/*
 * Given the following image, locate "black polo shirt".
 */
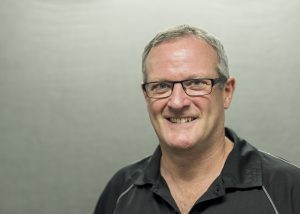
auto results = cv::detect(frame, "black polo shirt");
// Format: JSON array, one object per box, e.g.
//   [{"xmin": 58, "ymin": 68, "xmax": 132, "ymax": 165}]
[{"xmin": 94, "ymin": 128, "xmax": 300, "ymax": 214}]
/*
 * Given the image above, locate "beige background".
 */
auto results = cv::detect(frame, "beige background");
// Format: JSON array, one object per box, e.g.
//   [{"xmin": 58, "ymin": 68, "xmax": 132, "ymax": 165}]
[{"xmin": 0, "ymin": 0, "xmax": 299, "ymax": 213}]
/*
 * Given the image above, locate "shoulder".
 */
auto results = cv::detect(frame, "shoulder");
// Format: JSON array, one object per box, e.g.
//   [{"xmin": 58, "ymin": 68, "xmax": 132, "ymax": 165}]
[
  {"xmin": 258, "ymin": 150, "xmax": 300, "ymax": 213},
  {"xmin": 259, "ymin": 150, "xmax": 300, "ymax": 182},
  {"xmin": 94, "ymin": 155, "xmax": 152, "ymax": 214},
  {"xmin": 106, "ymin": 155, "xmax": 153, "ymax": 192},
  {"xmin": 225, "ymin": 128, "xmax": 300, "ymax": 212}
]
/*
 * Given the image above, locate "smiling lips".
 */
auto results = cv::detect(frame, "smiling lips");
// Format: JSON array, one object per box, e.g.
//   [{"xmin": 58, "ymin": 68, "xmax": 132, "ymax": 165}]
[{"xmin": 167, "ymin": 117, "xmax": 197, "ymax": 124}]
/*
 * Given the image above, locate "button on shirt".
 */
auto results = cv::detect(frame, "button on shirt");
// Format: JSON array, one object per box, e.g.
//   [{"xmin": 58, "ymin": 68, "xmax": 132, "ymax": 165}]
[{"xmin": 94, "ymin": 128, "xmax": 300, "ymax": 214}]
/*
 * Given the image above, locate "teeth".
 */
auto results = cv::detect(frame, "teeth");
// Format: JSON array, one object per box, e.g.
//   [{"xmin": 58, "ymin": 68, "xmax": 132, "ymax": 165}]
[{"xmin": 169, "ymin": 117, "xmax": 195, "ymax": 124}]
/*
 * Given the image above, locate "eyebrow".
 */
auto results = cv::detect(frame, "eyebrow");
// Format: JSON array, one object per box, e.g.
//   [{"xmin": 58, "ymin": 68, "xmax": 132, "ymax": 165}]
[{"xmin": 147, "ymin": 76, "xmax": 208, "ymax": 83}]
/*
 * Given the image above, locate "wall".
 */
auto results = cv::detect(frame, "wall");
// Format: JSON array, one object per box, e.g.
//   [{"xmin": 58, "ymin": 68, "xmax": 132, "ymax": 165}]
[{"xmin": 0, "ymin": 0, "xmax": 299, "ymax": 213}]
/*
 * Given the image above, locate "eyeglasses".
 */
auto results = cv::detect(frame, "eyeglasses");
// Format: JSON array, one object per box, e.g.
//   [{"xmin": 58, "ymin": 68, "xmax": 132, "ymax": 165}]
[{"xmin": 142, "ymin": 76, "xmax": 227, "ymax": 99}]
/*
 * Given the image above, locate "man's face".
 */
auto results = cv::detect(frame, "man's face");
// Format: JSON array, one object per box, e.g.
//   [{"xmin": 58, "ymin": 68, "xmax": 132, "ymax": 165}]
[{"xmin": 144, "ymin": 36, "xmax": 234, "ymax": 151}]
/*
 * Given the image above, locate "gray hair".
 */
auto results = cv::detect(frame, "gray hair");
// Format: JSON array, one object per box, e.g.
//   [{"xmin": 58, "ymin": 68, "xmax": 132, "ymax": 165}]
[{"xmin": 142, "ymin": 24, "xmax": 229, "ymax": 82}]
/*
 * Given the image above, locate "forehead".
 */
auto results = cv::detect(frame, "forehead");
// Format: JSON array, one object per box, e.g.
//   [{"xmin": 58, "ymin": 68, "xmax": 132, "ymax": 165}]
[{"xmin": 146, "ymin": 36, "xmax": 219, "ymax": 81}]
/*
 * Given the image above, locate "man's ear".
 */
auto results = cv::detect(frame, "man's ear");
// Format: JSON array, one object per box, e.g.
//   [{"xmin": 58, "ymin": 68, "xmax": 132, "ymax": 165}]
[{"xmin": 223, "ymin": 77, "xmax": 236, "ymax": 109}]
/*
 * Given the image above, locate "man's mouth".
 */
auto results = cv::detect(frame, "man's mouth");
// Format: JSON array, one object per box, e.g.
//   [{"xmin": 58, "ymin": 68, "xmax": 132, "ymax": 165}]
[{"xmin": 166, "ymin": 117, "xmax": 197, "ymax": 124}]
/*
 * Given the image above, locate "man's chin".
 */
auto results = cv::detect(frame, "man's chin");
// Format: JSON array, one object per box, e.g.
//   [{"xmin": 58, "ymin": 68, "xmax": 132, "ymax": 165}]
[{"xmin": 161, "ymin": 138, "xmax": 196, "ymax": 151}]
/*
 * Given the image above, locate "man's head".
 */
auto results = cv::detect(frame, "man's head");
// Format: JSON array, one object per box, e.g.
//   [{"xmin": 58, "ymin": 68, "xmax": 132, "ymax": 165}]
[
  {"xmin": 142, "ymin": 24, "xmax": 229, "ymax": 83},
  {"xmin": 142, "ymin": 25, "xmax": 235, "ymax": 151}
]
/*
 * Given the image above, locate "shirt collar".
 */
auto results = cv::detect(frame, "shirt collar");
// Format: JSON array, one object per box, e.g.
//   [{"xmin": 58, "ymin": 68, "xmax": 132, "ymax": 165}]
[
  {"xmin": 134, "ymin": 146, "xmax": 162, "ymax": 186},
  {"xmin": 222, "ymin": 127, "xmax": 262, "ymax": 188},
  {"xmin": 134, "ymin": 128, "xmax": 263, "ymax": 189}
]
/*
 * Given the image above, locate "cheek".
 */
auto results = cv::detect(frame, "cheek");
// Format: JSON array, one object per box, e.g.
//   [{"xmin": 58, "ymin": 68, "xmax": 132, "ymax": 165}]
[
  {"xmin": 147, "ymin": 100, "xmax": 165, "ymax": 119},
  {"xmin": 206, "ymin": 95, "xmax": 225, "ymax": 123},
  {"xmin": 194, "ymin": 94, "xmax": 223, "ymax": 118},
  {"xmin": 192, "ymin": 96, "xmax": 210, "ymax": 112}
]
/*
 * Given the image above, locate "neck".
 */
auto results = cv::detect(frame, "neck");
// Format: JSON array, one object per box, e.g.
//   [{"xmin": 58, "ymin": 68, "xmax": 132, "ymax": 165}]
[{"xmin": 160, "ymin": 137, "xmax": 233, "ymax": 181}]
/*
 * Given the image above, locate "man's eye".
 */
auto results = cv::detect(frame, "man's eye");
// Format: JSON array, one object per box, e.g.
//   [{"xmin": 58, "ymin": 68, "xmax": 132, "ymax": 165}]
[
  {"xmin": 185, "ymin": 79, "xmax": 205, "ymax": 86},
  {"xmin": 150, "ymin": 82, "xmax": 171, "ymax": 91},
  {"xmin": 192, "ymin": 79, "xmax": 210, "ymax": 86},
  {"xmin": 191, "ymin": 79, "xmax": 203, "ymax": 85}
]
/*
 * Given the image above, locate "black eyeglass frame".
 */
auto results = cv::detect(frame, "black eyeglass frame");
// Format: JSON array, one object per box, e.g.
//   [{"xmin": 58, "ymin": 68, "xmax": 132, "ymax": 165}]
[{"xmin": 142, "ymin": 76, "xmax": 228, "ymax": 99}]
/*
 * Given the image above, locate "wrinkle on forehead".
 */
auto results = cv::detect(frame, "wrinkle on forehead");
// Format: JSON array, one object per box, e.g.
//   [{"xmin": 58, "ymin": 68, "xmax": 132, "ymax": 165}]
[
  {"xmin": 146, "ymin": 37, "xmax": 219, "ymax": 81},
  {"xmin": 148, "ymin": 36, "xmax": 217, "ymax": 60}
]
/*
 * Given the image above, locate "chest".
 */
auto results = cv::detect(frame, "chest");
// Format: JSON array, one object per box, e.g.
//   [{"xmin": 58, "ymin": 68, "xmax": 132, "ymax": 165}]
[
  {"xmin": 113, "ymin": 186, "xmax": 277, "ymax": 214},
  {"xmin": 167, "ymin": 182, "xmax": 210, "ymax": 214}
]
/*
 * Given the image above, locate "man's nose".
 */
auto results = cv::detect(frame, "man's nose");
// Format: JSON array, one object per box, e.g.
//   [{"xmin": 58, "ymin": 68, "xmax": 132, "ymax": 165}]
[{"xmin": 167, "ymin": 83, "xmax": 190, "ymax": 110}]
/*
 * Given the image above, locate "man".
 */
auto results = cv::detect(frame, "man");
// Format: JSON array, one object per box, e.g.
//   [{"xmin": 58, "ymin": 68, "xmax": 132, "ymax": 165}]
[{"xmin": 94, "ymin": 25, "xmax": 300, "ymax": 214}]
